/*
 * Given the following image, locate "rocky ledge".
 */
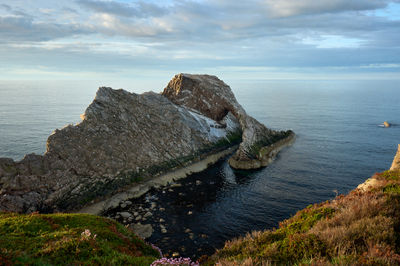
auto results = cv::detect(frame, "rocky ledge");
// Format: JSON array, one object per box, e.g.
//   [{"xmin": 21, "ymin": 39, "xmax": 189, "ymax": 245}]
[{"xmin": 0, "ymin": 74, "xmax": 293, "ymax": 213}]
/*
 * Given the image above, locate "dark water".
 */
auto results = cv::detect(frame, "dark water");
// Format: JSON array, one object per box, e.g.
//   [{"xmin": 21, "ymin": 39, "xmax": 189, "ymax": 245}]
[{"xmin": 1, "ymin": 79, "xmax": 399, "ymax": 258}]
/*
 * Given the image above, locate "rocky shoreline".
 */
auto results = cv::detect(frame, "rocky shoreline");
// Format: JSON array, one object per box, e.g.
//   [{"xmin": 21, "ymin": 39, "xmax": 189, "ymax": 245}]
[{"xmin": 77, "ymin": 145, "xmax": 238, "ymax": 215}]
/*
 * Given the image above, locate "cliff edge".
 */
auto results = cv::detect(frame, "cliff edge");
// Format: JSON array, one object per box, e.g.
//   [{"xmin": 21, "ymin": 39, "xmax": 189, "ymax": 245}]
[
  {"xmin": 390, "ymin": 144, "xmax": 400, "ymax": 170},
  {"xmin": 0, "ymin": 74, "xmax": 292, "ymax": 213},
  {"xmin": 208, "ymin": 145, "xmax": 400, "ymax": 265}
]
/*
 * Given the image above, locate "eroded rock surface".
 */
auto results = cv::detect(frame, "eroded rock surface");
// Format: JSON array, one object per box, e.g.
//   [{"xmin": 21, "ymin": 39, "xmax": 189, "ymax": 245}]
[
  {"xmin": 163, "ymin": 74, "xmax": 294, "ymax": 169},
  {"xmin": 0, "ymin": 74, "xmax": 292, "ymax": 213},
  {"xmin": 1, "ymin": 85, "xmax": 240, "ymax": 213}
]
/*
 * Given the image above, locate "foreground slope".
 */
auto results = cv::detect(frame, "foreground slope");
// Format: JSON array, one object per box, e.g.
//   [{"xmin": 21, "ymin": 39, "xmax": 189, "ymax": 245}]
[
  {"xmin": 208, "ymin": 147, "xmax": 400, "ymax": 265},
  {"xmin": 0, "ymin": 212, "xmax": 160, "ymax": 265}
]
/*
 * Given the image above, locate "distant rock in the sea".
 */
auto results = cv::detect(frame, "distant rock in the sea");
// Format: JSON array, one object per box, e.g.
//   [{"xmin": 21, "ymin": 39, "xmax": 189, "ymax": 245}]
[
  {"xmin": 0, "ymin": 74, "xmax": 293, "ymax": 213},
  {"xmin": 383, "ymin": 121, "xmax": 391, "ymax": 128}
]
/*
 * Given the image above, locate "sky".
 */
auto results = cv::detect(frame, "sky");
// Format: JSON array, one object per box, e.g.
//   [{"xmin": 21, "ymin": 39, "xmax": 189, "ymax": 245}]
[{"xmin": 0, "ymin": 0, "xmax": 399, "ymax": 86}]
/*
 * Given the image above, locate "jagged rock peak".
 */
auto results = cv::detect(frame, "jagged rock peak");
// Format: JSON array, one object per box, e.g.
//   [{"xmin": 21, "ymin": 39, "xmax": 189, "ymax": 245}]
[{"xmin": 163, "ymin": 73, "xmax": 244, "ymax": 121}]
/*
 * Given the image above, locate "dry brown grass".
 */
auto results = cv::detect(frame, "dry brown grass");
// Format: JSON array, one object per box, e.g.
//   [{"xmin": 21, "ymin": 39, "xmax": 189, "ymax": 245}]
[{"xmin": 208, "ymin": 170, "xmax": 400, "ymax": 265}]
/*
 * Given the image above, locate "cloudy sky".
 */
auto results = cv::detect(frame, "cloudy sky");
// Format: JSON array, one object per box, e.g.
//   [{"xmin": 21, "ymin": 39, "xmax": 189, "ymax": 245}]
[{"xmin": 0, "ymin": 0, "xmax": 399, "ymax": 85}]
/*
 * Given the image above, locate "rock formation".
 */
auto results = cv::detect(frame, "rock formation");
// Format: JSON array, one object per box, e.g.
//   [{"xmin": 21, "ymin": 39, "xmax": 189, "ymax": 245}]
[
  {"xmin": 163, "ymin": 74, "xmax": 294, "ymax": 169},
  {"xmin": 390, "ymin": 144, "xmax": 400, "ymax": 170},
  {"xmin": 0, "ymin": 74, "xmax": 293, "ymax": 213}
]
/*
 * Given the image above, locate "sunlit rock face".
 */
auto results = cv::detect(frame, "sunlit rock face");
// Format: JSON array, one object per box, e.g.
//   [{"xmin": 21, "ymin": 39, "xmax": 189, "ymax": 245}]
[
  {"xmin": 163, "ymin": 74, "xmax": 294, "ymax": 170},
  {"xmin": 391, "ymin": 144, "xmax": 400, "ymax": 171},
  {"xmin": 0, "ymin": 74, "xmax": 292, "ymax": 213}
]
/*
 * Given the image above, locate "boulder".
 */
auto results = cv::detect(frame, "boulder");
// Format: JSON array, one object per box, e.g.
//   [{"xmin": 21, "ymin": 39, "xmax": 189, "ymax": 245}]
[{"xmin": 129, "ymin": 223, "xmax": 153, "ymax": 239}]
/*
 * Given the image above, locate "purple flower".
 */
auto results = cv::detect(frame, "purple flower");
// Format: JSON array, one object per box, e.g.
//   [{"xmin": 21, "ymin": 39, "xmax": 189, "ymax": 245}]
[
  {"xmin": 151, "ymin": 243, "xmax": 163, "ymax": 257},
  {"xmin": 151, "ymin": 257, "xmax": 199, "ymax": 266}
]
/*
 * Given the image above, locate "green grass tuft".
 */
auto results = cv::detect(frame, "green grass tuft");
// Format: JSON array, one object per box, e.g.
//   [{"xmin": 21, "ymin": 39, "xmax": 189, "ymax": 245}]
[
  {"xmin": 379, "ymin": 170, "xmax": 400, "ymax": 181},
  {"xmin": 0, "ymin": 212, "xmax": 159, "ymax": 265}
]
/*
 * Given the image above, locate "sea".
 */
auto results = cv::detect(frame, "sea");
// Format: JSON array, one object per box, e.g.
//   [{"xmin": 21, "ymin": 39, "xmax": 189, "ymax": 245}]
[{"xmin": 0, "ymin": 79, "xmax": 399, "ymax": 258}]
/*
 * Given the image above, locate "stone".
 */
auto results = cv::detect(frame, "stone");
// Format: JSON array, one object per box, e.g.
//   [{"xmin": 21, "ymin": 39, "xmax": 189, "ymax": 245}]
[
  {"xmin": 135, "ymin": 215, "xmax": 142, "ymax": 221},
  {"xmin": 184, "ymin": 228, "xmax": 191, "ymax": 233},
  {"xmin": 187, "ymin": 211, "xmax": 193, "ymax": 215},
  {"xmin": 161, "ymin": 228, "xmax": 167, "ymax": 234},
  {"xmin": 133, "ymin": 212, "xmax": 139, "ymax": 216},
  {"xmin": 129, "ymin": 223, "xmax": 153, "ymax": 239},
  {"xmin": 0, "ymin": 74, "xmax": 292, "ymax": 213},
  {"xmin": 120, "ymin": 212, "xmax": 131, "ymax": 219},
  {"xmin": 159, "ymin": 218, "xmax": 165, "ymax": 222},
  {"xmin": 120, "ymin": 203, "xmax": 127, "ymax": 208},
  {"xmin": 195, "ymin": 180, "xmax": 202, "ymax": 185},
  {"xmin": 143, "ymin": 211, "xmax": 152, "ymax": 218},
  {"xmin": 172, "ymin": 252, "xmax": 180, "ymax": 257}
]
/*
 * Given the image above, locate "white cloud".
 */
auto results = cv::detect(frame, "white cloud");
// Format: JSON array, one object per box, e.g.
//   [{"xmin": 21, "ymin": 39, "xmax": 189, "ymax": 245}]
[
  {"xmin": 0, "ymin": 0, "xmax": 399, "ymax": 80},
  {"xmin": 264, "ymin": 0, "xmax": 388, "ymax": 17}
]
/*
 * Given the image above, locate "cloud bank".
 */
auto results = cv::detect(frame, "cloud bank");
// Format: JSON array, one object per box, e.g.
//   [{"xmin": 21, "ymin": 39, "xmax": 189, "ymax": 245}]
[{"xmin": 0, "ymin": 0, "xmax": 399, "ymax": 81}]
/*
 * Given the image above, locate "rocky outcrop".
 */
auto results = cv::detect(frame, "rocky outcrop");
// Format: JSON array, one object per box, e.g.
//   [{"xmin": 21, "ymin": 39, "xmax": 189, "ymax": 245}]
[
  {"xmin": 0, "ymin": 74, "xmax": 292, "ymax": 213},
  {"xmin": 390, "ymin": 144, "xmax": 400, "ymax": 170},
  {"xmin": 163, "ymin": 74, "xmax": 294, "ymax": 169}
]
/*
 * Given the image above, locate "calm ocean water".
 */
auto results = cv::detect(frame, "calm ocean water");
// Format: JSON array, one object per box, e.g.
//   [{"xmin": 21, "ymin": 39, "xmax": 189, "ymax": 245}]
[{"xmin": 1, "ymin": 79, "xmax": 399, "ymax": 257}]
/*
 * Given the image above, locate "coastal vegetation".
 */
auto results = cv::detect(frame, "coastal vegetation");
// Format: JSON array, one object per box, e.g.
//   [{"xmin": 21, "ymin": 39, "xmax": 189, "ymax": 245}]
[
  {"xmin": 207, "ymin": 170, "xmax": 400, "ymax": 265},
  {"xmin": 0, "ymin": 213, "xmax": 160, "ymax": 265}
]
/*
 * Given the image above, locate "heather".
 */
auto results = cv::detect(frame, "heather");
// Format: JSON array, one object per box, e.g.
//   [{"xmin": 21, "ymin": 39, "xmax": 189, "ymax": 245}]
[
  {"xmin": 0, "ymin": 213, "xmax": 160, "ymax": 265},
  {"xmin": 207, "ymin": 170, "xmax": 400, "ymax": 265}
]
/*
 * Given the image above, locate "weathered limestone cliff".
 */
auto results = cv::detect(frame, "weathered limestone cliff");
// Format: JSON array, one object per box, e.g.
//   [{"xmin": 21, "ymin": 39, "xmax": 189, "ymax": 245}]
[
  {"xmin": 0, "ymin": 74, "xmax": 292, "ymax": 213},
  {"xmin": 163, "ymin": 74, "xmax": 294, "ymax": 169},
  {"xmin": 390, "ymin": 144, "xmax": 400, "ymax": 170}
]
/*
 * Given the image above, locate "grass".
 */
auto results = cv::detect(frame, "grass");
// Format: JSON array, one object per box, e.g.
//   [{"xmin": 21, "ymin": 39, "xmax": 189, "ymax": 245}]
[
  {"xmin": 207, "ymin": 170, "xmax": 400, "ymax": 265},
  {"xmin": 248, "ymin": 130, "xmax": 293, "ymax": 159},
  {"xmin": 0, "ymin": 212, "xmax": 160, "ymax": 265}
]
